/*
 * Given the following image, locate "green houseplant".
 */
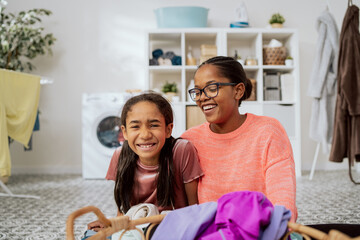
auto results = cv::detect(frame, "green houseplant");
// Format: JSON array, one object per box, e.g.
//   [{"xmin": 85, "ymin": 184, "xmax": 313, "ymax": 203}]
[
  {"xmin": 269, "ymin": 13, "xmax": 285, "ymax": 28},
  {"xmin": 0, "ymin": 0, "xmax": 56, "ymax": 72},
  {"xmin": 162, "ymin": 81, "xmax": 178, "ymax": 102},
  {"xmin": 162, "ymin": 81, "xmax": 178, "ymax": 94}
]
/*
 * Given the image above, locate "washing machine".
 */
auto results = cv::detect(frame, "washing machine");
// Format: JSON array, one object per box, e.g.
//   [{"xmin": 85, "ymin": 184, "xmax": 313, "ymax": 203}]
[{"xmin": 82, "ymin": 92, "xmax": 130, "ymax": 179}]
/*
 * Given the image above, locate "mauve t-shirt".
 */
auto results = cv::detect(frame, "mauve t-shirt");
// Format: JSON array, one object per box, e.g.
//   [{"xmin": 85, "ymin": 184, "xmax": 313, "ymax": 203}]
[{"xmin": 106, "ymin": 139, "xmax": 203, "ymax": 211}]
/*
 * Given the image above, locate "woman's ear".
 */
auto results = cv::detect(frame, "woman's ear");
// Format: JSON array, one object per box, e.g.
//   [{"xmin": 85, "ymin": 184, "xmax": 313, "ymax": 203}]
[
  {"xmin": 166, "ymin": 123, "xmax": 173, "ymax": 138},
  {"xmin": 121, "ymin": 125, "xmax": 128, "ymax": 140},
  {"xmin": 234, "ymin": 82, "xmax": 245, "ymax": 100}
]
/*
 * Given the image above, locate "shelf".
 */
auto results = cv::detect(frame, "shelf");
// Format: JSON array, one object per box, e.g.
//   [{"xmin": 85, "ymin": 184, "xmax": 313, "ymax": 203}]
[
  {"xmin": 149, "ymin": 66, "xmax": 182, "ymax": 71},
  {"xmin": 262, "ymin": 101, "xmax": 295, "ymax": 105},
  {"xmin": 184, "ymin": 66, "xmax": 198, "ymax": 70},
  {"xmin": 243, "ymin": 66, "xmax": 260, "ymax": 71},
  {"xmin": 147, "ymin": 28, "xmax": 301, "ymax": 176},
  {"xmin": 263, "ymin": 65, "xmax": 294, "ymax": 71}
]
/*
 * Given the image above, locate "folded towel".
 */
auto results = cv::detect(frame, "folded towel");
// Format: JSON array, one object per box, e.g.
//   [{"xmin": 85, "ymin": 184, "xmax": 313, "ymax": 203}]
[{"xmin": 125, "ymin": 203, "xmax": 159, "ymax": 220}]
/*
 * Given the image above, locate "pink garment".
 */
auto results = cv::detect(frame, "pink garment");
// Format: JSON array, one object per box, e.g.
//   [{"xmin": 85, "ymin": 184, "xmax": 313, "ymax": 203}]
[
  {"xmin": 198, "ymin": 191, "xmax": 274, "ymax": 240},
  {"xmin": 106, "ymin": 139, "xmax": 203, "ymax": 211},
  {"xmin": 181, "ymin": 113, "xmax": 297, "ymax": 222}
]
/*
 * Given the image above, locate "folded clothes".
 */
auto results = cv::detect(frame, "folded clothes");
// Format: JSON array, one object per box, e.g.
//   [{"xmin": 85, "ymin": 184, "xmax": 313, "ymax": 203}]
[
  {"xmin": 152, "ymin": 49, "xmax": 163, "ymax": 59},
  {"xmin": 111, "ymin": 203, "xmax": 160, "ymax": 240},
  {"xmin": 171, "ymin": 56, "xmax": 182, "ymax": 65},
  {"xmin": 125, "ymin": 203, "xmax": 159, "ymax": 220},
  {"xmin": 163, "ymin": 51, "xmax": 176, "ymax": 60},
  {"xmin": 149, "ymin": 58, "xmax": 158, "ymax": 66}
]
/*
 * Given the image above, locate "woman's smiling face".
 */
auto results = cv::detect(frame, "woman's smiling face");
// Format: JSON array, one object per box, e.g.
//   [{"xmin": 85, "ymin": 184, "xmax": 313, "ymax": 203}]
[
  {"xmin": 121, "ymin": 101, "xmax": 172, "ymax": 165},
  {"xmin": 194, "ymin": 64, "xmax": 241, "ymax": 125}
]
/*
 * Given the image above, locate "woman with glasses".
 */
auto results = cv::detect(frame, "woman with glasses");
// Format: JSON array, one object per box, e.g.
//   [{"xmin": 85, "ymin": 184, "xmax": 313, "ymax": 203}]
[{"xmin": 181, "ymin": 56, "xmax": 297, "ymax": 222}]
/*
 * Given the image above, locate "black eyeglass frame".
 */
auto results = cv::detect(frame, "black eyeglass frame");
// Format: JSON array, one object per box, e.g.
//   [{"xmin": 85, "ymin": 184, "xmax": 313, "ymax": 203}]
[{"xmin": 188, "ymin": 82, "xmax": 238, "ymax": 101}]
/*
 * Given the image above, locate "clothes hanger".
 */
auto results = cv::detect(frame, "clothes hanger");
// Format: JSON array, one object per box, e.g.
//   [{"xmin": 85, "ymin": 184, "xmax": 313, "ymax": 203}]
[{"xmin": 348, "ymin": 0, "xmax": 353, "ymax": 7}]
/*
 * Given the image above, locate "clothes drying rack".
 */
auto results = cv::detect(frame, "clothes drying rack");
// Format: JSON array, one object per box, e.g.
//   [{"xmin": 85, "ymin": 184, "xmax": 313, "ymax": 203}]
[
  {"xmin": 309, "ymin": 142, "xmax": 321, "ymax": 180},
  {"xmin": 0, "ymin": 180, "xmax": 40, "ymax": 199},
  {"xmin": 0, "ymin": 77, "xmax": 53, "ymax": 200}
]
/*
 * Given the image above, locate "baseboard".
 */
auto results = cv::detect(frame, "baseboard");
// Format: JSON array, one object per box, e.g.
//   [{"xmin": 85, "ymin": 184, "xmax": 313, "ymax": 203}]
[
  {"xmin": 11, "ymin": 166, "xmax": 82, "ymax": 175},
  {"xmin": 303, "ymin": 161, "xmax": 360, "ymax": 173}
]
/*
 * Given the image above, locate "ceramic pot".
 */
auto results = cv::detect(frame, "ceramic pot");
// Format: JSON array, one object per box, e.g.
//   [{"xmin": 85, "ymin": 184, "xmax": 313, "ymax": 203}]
[
  {"xmin": 285, "ymin": 59, "xmax": 293, "ymax": 66},
  {"xmin": 271, "ymin": 23, "xmax": 283, "ymax": 28},
  {"xmin": 165, "ymin": 92, "xmax": 177, "ymax": 102}
]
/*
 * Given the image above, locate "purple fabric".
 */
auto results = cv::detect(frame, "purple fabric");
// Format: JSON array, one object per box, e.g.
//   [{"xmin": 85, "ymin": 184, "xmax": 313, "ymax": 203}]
[
  {"xmin": 198, "ymin": 191, "xmax": 274, "ymax": 240},
  {"xmin": 151, "ymin": 202, "xmax": 217, "ymax": 240},
  {"xmin": 261, "ymin": 205, "xmax": 291, "ymax": 240}
]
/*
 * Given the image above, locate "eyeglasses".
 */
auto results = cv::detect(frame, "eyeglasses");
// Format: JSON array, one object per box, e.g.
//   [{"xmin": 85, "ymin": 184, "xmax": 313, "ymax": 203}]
[{"xmin": 188, "ymin": 82, "xmax": 238, "ymax": 101}]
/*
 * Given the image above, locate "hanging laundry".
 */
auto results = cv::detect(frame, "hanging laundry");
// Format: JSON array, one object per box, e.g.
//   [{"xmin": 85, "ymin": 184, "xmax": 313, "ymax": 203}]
[
  {"xmin": 307, "ymin": 9, "xmax": 339, "ymax": 154},
  {"xmin": 0, "ymin": 69, "xmax": 41, "ymax": 178},
  {"xmin": 33, "ymin": 110, "xmax": 40, "ymax": 131},
  {"xmin": 24, "ymin": 110, "xmax": 40, "ymax": 151},
  {"xmin": 330, "ymin": 5, "xmax": 360, "ymax": 167}
]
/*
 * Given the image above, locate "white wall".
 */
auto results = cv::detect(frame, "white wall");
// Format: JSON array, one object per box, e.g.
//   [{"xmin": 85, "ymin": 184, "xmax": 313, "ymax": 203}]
[{"xmin": 6, "ymin": 0, "xmax": 359, "ymax": 174}]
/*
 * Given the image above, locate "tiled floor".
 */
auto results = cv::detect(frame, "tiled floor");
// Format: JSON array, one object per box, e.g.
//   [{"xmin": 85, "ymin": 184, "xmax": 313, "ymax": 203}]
[{"xmin": 0, "ymin": 170, "xmax": 359, "ymax": 239}]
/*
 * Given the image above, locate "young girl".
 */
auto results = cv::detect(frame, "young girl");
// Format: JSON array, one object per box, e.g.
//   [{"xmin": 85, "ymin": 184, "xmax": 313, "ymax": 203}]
[
  {"xmin": 181, "ymin": 56, "xmax": 298, "ymax": 222},
  {"xmin": 87, "ymin": 92, "xmax": 203, "ymax": 233}
]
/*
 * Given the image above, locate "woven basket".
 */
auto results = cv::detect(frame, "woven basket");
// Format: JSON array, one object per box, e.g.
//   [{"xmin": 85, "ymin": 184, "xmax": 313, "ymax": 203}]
[
  {"xmin": 263, "ymin": 47, "xmax": 287, "ymax": 65},
  {"xmin": 66, "ymin": 206, "xmax": 358, "ymax": 240}
]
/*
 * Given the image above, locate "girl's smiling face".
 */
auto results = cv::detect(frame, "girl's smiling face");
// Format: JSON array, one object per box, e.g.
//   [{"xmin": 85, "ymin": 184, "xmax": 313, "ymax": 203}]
[
  {"xmin": 121, "ymin": 101, "xmax": 173, "ymax": 166},
  {"xmin": 194, "ymin": 64, "xmax": 244, "ymax": 127}
]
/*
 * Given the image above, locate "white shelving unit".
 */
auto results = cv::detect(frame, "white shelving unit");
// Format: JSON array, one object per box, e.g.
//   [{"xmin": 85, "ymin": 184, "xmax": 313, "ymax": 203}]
[{"xmin": 145, "ymin": 28, "xmax": 301, "ymax": 177}]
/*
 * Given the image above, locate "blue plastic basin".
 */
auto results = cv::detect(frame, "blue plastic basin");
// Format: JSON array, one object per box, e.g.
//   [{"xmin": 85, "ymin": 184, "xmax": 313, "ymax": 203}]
[{"xmin": 154, "ymin": 6, "xmax": 209, "ymax": 28}]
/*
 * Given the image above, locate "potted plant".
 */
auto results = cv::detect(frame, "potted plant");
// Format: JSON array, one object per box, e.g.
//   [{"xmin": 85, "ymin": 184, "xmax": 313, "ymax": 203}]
[
  {"xmin": 269, "ymin": 13, "xmax": 285, "ymax": 28},
  {"xmin": 0, "ymin": 1, "xmax": 56, "ymax": 72},
  {"xmin": 285, "ymin": 56, "xmax": 293, "ymax": 66},
  {"xmin": 234, "ymin": 50, "xmax": 244, "ymax": 66},
  {"xmin": 162, "ymin": 81, "xmax": 178, "ymax": 101}
]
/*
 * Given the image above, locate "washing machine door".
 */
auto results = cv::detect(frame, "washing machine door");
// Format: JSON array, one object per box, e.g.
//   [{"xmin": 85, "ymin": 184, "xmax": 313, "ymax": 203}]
[
  {"xmin": 82, "ymin": 103, "xmax": 125, "ymax": 179},
  {"xmin": 96, "ymin": 115, "xmax": 125, "ymax": 149}
]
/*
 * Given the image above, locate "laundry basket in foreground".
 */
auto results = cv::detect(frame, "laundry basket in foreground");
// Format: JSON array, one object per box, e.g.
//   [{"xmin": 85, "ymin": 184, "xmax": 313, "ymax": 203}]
[{"xmin": 66, "ymin": 206, "xmax": 360, "ymax": 240}]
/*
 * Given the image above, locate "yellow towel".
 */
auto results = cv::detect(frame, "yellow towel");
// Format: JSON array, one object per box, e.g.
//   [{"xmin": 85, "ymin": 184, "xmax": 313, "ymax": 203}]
[{"xmin": 0, "ymin": 69, "xmax": 41, "ymax": 177}]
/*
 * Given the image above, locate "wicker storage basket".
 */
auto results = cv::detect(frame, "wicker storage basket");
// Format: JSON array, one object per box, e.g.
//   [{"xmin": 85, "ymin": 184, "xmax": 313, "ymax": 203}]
[
  {"xmin": 263, "ymin": 47, "xmax": 287, "ymax": 65},
  {"xmin": 66, "ymin": 206, "xmax": 359, "ymax": 240}
]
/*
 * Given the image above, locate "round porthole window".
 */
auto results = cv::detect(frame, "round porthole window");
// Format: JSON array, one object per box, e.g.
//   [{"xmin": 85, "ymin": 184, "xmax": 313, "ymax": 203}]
[{"xmin": 96, "ymin": 116, "xmax": 124, "ymax": 148}]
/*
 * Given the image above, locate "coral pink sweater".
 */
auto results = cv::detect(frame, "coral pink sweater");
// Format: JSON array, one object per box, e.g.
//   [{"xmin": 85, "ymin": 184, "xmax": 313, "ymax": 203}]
[{"xmin": 181, "ymin": 113, "xmax": 297, "ymax": 221}]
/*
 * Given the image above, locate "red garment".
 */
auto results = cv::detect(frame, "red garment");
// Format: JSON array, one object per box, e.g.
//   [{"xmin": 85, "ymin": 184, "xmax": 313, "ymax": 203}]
[{"xmin": 106, "ymin": 139, "xmax": 203, "ymax": 211}]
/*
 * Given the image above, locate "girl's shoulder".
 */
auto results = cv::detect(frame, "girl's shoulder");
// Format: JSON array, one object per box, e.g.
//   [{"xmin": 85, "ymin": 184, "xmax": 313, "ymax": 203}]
[
  {"xmin": 172, "ymin": 138, "xmax": 198, "ymax": 162},
  {"xmin": 172, "ymin": 138, "xmax": 203, "ymax": 179},
  {"xmin": 173, "ymin": 138, "xmax": 195, "ymax": 151}
]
